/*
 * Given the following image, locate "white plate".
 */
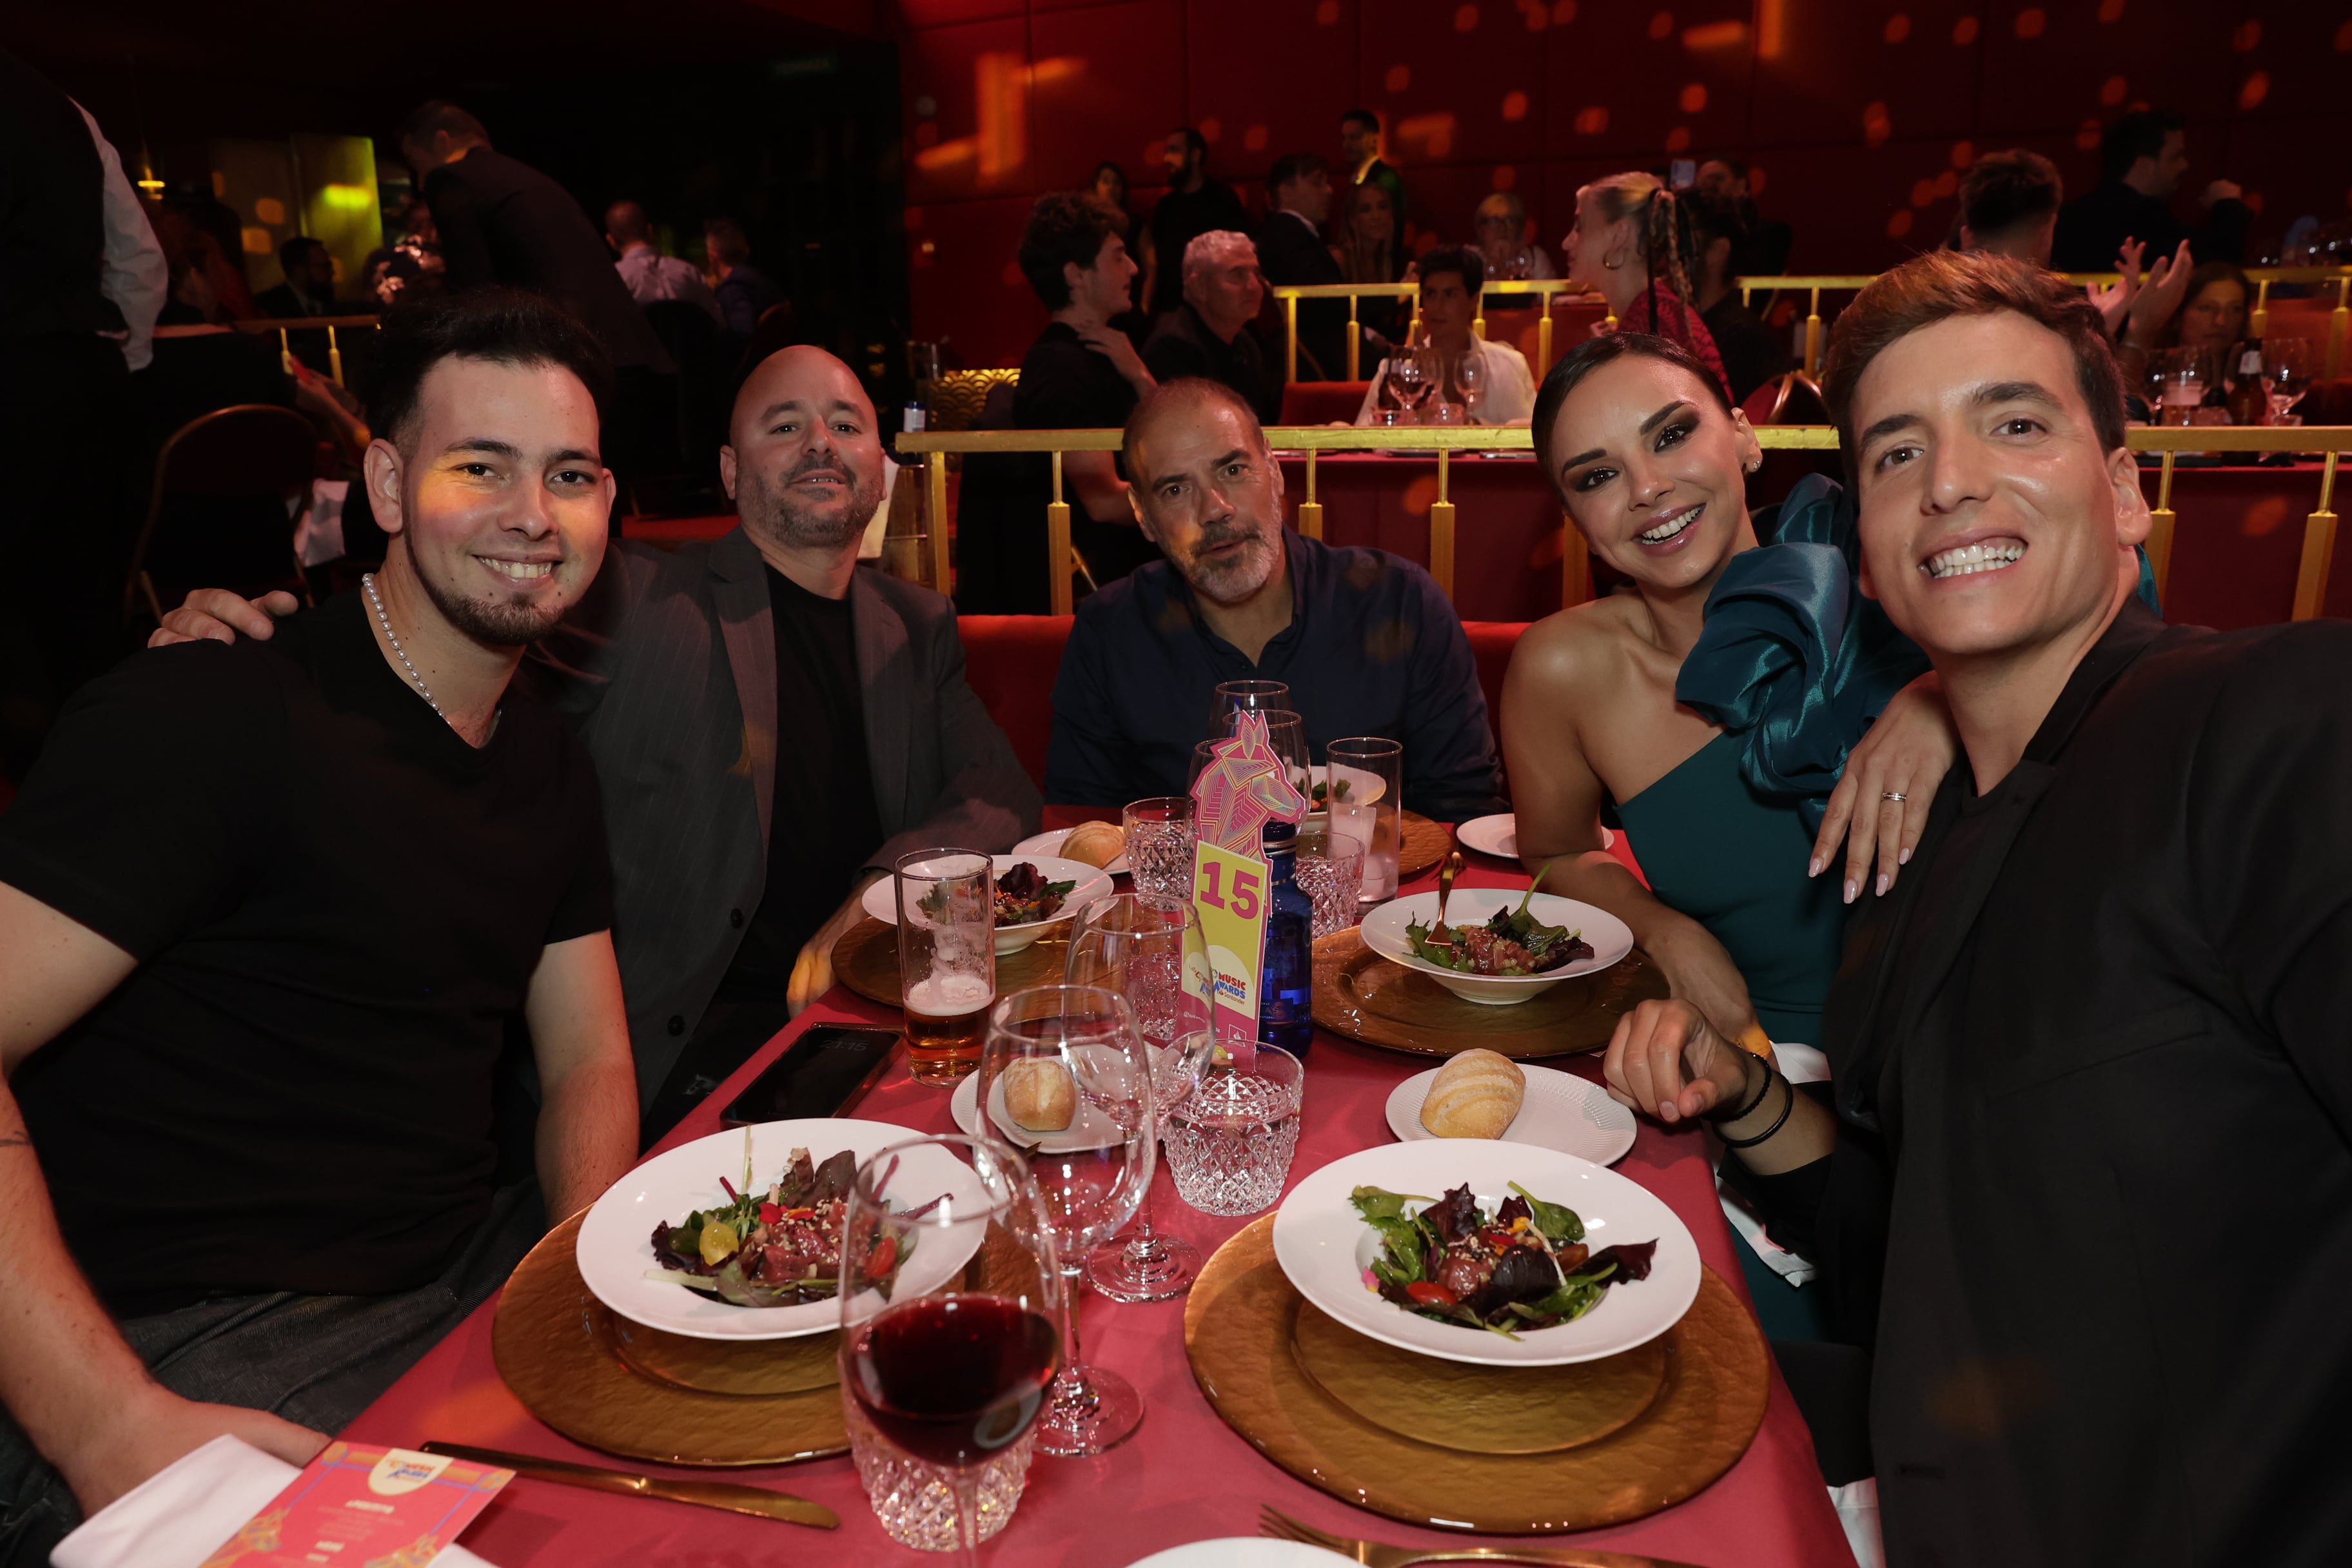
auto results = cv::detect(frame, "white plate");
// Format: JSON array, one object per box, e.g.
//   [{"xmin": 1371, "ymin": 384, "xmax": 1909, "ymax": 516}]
[
  {"xmin": 575, "ymin": 1119, "xmax": 984, "ymax": 1342},
  {"xmin": 1456, "ymin": 812, "xmax": 1517, "ymax": 859},
  {"xmin": 1014, "ymin": 825, "xmax": 1128, "ymax": 876},
  {"xmin": 1124, "ymin": 1543, "xmax": 1342, "ymax": 1568},
  {"xmin": 1312, "ymin": 762, "xmax": 1387, "ymax": 808},
  {"xmin": 1385, "ymin": 1064, "xmax": 1637, "ymax": 1166},
  {"xmin": 1270, "ymin": 1139, "xmax": 1699, "ymax": 1367},
  {"xmin": 1358, "ymin": 888, "xmax": 1632, "ymax": 1006},
  {"xmin": 1456, "ymin": 814, "xmax": 1612, "ymax": 859},
  {"xmin": 947, "ymin": 1063, "xmax": 1124, "ymax": 1154},
  {"xmin": 861, "ymin": 854, "xmax": 1115, "ymax": 956}
]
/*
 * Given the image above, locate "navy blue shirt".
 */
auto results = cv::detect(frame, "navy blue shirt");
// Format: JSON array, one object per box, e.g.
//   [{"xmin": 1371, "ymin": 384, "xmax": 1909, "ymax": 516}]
[{"xmin": 1046, "ymin": 531, "xmax": 1505, "ymax": 816}]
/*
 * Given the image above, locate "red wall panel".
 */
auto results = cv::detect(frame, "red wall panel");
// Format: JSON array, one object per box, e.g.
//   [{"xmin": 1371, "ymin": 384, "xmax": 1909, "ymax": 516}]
[{"xmin": 901, "ymin": 0, "xmax": 2352, "ymax": 366}]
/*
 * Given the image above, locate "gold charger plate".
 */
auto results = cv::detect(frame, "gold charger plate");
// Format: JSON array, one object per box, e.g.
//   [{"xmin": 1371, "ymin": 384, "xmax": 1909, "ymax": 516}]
[
  {"xmin": 1184, "ymin": 1217, "xmax": 1769, "ymax": 1534},
  {"xmin": 1291, "ymin": 1300, "xmax": 1665, "ymax": 1455},
  {"xmin": 1311, "ymin": 928, "xmax": 1669, "ymax": 1058},
  {"xmin": 492, "ymin": 1212, "xmax": 848, "ymax": 1467},
  {"xmin": 609, "ymin": 1316, "xmax": 839, "ymax": 1397},
  {"xmin": 1396, "ymin": 810, "xmax": 1451, "ymax": 880},
  {"xmin": 832, "ymin": 917, "xmax": 1070, "ymax": 1010}
]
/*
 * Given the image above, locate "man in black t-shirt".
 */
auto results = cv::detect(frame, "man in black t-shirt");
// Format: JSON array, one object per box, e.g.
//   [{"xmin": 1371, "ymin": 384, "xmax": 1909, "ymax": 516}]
[
  {"xmin": 1146, "ymin": 129, "xmax": 1250, "ymax": 318},
  {"xmin": 0, "ymin": 292, "xmax": 638, "ymax": 1554}
]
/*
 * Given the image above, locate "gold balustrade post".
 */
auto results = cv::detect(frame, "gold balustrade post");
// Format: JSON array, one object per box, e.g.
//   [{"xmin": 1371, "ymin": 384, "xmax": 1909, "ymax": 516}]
[
  {"xmin": 2146, "ymin": 449, "xmax": 2178, "ymax": 600},
  {"xmin": 1047, "ymin": 449, "xmax": 1073, "ymax": 616},
  {"xmin": 1428, "ymin": 449, "xmax": 1456, "ymax": 602},
  {"xmin": 2330, "ymin": 277, "xmax": 2350, "ymax": 382},
  {"xmin": 1473, "ymin": 286, "xmax": 1487, "ymax": 342},
  {"xmin": 1347, "ymin": 297, "xmax": 1362, "ymax": 380},
  {"xmin": 326, "ymin": 326, "xmax": 345, "ymax": 386},
  {"xmin": 1298, "ymin": 449, "xmax": 1324, "ymax": 540},
  {"xmin": 1538, "ymin": 294, "xmax": 1554, "ymax": 376},
  {"xmin": 1284, "ymin": 297, "xmax": 1299, "ymax": 384},
  {"xmin": 2250, "ymin": 277, "xmax": 2271, "ymax": 338},
  {"xmin": 2292, "ymin": 451, "xmax": 2341, "ymax": 622},
  {"xmin": 926, "ymin": 451, "xmax": 951, "ymax": 594},
  {"xmin": 1803, "ymin": 288, "xmax": 1823, "ymax": 378},
  {"xmin": 1561, "ymin": 511, "xmax": 1590, "ymax": 608}
]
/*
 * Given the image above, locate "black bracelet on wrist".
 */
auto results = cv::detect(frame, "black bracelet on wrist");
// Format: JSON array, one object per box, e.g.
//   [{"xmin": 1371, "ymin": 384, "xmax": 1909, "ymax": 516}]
[
  {"xmin": 1708, "ymin": 1055, "xmax": 1775, "ymax": 1124},
  {"xmin": 1718, "ymin": 1066, "xmax": 1795, "ymax": 1150}
]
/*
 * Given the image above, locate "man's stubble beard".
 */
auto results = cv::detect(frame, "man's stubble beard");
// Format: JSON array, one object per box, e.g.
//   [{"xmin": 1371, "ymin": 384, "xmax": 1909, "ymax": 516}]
[
  {"xmin": 1180, "ymin": 522, "xmax": 1281, "ymax": 605},
  {"xmin": 741, "ymin": 455, "xmax": 885, "ymax": 553},
  {"xmin": 417, "ymin": 561, "xmax": 571, "ymax": 649}
]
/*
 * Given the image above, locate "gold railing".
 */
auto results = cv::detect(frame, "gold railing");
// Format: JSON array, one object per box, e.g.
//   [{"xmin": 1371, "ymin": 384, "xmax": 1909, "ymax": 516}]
[
  {"xmin": 1268, "ymin": 280, "xmax": 1604, "ymax": 384},
  {"xmin": 233, "ymin": 314, "xmax": 383, "ymax": 386},
  {"xmin": 897, "ymin": 424, "xmax": 2349, "ymax": 621},
  {"xmin": 1740, "ymin": 268, "xmax": 2352, "ymax": 380}
]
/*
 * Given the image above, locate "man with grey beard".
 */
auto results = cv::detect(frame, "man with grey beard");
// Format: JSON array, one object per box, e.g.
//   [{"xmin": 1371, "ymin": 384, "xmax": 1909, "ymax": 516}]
[
  {"xmin": 1046, "ymin": 377, "xmax": 1503, "ymax": 816},
  {"xmin": 157, "ymin": 346, "xmax": 1038, "ymax": 1136}
]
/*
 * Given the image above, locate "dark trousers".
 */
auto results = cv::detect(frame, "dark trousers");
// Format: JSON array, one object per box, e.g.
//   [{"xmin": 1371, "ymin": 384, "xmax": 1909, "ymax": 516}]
[
  {"xmin": 0, "ymin": 334, "xmax": 137, "ymax": 784},
  {"xmin": 0, "ymin": 1181, "xmax": 545, "ymax": 1567}
]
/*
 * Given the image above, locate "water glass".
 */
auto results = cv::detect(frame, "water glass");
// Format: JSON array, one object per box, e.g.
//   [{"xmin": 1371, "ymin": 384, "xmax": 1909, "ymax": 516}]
[
  {"xmin": 895, "ymin": 850, "xmax": 996, "ymax": 1084},
  {"xmin": 1291, "ymin": 821, "xmax": 1366, "ymax": 936},
  {"xmin": 1323, "ymin": 737, "xmax": 1402, "ymax": 903},
  {"xmin": 1210, "ymin": 680, "xmax": 1291, "ymax": 736},
  {"xmin": 1423, "ymin": 399, "xmax": 1467, "ymax": 427},
  {"xmin": 1121, "ymin": 796, "xmax": 1196, "ymax": 902},
  {"xmin": 1164, "ymin": 1043, "xmax": 1304, "ymax": 1217},
  {"xmin": 1217, "ymin": 708, "xmax": 1311, "ymax": 796}
]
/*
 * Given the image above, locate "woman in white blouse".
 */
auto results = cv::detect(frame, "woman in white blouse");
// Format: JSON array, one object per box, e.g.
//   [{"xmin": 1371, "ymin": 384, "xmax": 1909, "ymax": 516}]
[{"xmin": 1354, "ymin": 246, "xmax": 1537, "ymax": 427}]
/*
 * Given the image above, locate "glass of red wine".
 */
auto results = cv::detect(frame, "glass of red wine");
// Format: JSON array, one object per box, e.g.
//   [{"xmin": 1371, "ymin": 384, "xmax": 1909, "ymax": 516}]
[
  {"xmin": 980, "ymin": 983, "xmax": 1157, "ymax": 1455},
  {"xmin": 838, "ymin": 1133, "xmax": 1064, "ymax": 1562}
]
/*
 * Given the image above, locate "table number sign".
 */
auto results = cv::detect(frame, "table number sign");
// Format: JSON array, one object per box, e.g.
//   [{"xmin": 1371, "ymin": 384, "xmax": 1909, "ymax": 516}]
[
  {"xmin": 199, "ymin": 1443, "xmax": 511, "ymax": 1568},
  {"xmin": 1190, "ymin": 711, "xmax": 1309, "ymax": 1057}
]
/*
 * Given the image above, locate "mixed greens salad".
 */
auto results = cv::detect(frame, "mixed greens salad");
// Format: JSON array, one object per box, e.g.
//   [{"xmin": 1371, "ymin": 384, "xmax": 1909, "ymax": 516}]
[
  {"xmin": 1406, "ymin": 879, "xmax": 1596, "ymax": 977},
  {"xmin": 1351, "ymin": 1181, "xmax": 1656, "ymax": 1336}
]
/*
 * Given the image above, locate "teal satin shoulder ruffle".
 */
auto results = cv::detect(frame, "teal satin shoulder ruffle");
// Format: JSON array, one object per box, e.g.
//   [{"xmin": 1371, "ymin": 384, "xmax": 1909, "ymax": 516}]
[{"xmin": 1674, "ymin": 474, "xmax": 2162, "ymax": 827}]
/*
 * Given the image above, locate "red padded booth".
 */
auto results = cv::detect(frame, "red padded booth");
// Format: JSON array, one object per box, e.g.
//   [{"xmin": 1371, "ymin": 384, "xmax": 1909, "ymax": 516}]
[{"xmin": 958, "ymin": 614, "xmax": 1531, "ymax": 796}]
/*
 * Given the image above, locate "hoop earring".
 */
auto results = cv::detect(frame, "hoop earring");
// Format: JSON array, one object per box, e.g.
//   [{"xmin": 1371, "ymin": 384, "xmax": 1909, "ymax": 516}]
[{"xmin": 1601, "ymin": 248, "xmax": 1626, "ymax": 271}]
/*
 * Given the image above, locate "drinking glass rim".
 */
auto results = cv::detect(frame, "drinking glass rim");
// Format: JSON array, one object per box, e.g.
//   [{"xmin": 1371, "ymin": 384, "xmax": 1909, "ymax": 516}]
[
  {"xmin": 1068, "ymin": 888, "xmax": 1197, "ymax": 932},
  {"xmin": 1122, "ymin": 794, "xmax": 1196, "ymax": 820},
  {"xmin": 895, "ymin": 847, "xmax": 994, "ymax": 881},
  {"xmin": 847, "ymin": 1132, "xmax": 1030, "ymax": 1230},
  {"xmin": 1324, "ymin": 736, "xmax": 1402, "ymax": 757}
]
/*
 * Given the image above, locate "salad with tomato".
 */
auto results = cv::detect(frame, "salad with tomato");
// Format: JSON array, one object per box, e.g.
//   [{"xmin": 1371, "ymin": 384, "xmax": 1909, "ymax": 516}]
[
  {"xmin": 645, "ymin": 1142, "xmax": 936, "ymax": 1309},
  {"xmin": 1351, "ymin": 1181, "xmax": 1656, "ymax": 1337}
]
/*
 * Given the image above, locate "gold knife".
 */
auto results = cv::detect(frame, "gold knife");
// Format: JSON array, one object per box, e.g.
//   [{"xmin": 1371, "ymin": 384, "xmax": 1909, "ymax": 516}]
[{"xmin": 419, "ymin": 1440, "xmax": 839, "ymax": 1529}]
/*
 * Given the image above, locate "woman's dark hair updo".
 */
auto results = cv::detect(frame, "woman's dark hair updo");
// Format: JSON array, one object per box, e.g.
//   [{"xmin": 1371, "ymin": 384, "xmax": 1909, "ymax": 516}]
[{"xmin": 1532, "ymin": 332, "xmax": 1734, "ymax": 483}]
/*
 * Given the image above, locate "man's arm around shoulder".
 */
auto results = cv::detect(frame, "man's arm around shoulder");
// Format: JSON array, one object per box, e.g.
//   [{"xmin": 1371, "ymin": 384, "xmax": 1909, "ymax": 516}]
[{"xmin": 0, "ymin": 885, "xmax": 328, "ymax": 1516}]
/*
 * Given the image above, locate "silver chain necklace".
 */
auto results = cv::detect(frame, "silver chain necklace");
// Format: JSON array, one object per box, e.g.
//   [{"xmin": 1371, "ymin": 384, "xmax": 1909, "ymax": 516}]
[{"xmin": 362, "ymin": 572, "xmax": 444, "ymax": 718}]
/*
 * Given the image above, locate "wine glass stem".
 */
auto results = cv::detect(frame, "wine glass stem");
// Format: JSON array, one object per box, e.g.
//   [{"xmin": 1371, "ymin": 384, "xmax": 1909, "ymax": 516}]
[
  {"xmin": 1052, "ymin": 1263, "xmax": 1100, "ymax": 1418},
  {"xmin": 950, "ymin": 1474, "xmax": 983, "ymax": 1567}
]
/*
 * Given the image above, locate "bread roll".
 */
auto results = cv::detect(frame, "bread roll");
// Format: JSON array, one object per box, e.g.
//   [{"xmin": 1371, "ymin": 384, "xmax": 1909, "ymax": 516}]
[
  {"xmin": 1003, "ymin": 1058, "xmax": 1076, "ymax": 1132},
  {"xmin": 1060, "ymin": 821, "xmax": 1126, "ymax": 869},
  {"xmin": 1419, "ymin": 1048, "xmax": 1525, "ymax": 1139}
]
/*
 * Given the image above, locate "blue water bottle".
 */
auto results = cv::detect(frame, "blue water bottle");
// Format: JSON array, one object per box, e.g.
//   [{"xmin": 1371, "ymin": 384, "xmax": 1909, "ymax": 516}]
[{"xmin": 1258, "ymin": 821, "xmax": 1315, "ymax": 1057}]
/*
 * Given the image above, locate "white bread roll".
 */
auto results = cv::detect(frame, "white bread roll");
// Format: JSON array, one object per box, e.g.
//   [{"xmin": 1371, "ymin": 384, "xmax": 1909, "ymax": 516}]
[
  {"xmin": 1003, "ymin": 1058, "xmax": 1077, "ymax": 1132},
  {"xmin": 1418, "ymin": 1048, "xmax": 1525, "ymax": 1139},
  {"xmin": 1059, "ymin": 821, "xmax": 1126, "ymax": 869}
]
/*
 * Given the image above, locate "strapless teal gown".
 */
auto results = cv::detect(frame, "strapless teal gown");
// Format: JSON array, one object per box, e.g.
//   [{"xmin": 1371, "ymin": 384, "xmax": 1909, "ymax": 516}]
[{"xmin": 1609, "ymin": 732, "xmax": 1845, "ymax": 1046}]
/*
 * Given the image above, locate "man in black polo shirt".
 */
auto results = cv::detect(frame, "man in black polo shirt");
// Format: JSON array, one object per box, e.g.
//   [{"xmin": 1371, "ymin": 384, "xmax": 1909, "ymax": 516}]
[
  {"xmin": 956, "ymin": 191, "xmax": 1161, "ymax": 612},
  {"xmin": 0, "ymin": 291, "xmax": 638, "ymax": 1555},
  {"xmin": 1144, "ymin": 230, "xmax": 1279, "ymax": 425},
  {"xmin": 1047, "ymin": 377, "xmax": 1504, "ymax": 817}
]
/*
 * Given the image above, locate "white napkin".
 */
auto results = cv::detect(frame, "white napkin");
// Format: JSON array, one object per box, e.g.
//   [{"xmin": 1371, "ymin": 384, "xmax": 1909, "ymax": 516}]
[{"xmin": 52, "ymin": 1436, "xmax": 496, "ymax": 1568}]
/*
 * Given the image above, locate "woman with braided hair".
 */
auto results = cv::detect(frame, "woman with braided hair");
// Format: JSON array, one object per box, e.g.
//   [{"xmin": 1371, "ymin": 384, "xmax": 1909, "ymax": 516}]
[{"xmin": 1564, "ymin": 172, "xmax": 1732, "ymax": 400}]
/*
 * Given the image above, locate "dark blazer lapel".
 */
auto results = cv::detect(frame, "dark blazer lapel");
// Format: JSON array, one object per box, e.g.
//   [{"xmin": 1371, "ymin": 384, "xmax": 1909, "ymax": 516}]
[
  {"xmin": 852, "ymin": 570, "xmax": 913, "ymax": 834},
  {"xmin": 709, "ymin": 527, "xmax": 777, "ymax": 854}
]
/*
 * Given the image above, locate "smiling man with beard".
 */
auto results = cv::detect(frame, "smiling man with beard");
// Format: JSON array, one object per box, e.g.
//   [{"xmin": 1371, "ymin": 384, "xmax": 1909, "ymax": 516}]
[
  {"xmin": 0, "ymin": 291, "xmax": 639, "ymax": 1559},
  {"xmin": 157, "ymin": 345, "xmax": 1039, "ymax": 1137},
  {"xmin": 1046, "ymin": 377, "xmax": 1504, "ymax": 815}
]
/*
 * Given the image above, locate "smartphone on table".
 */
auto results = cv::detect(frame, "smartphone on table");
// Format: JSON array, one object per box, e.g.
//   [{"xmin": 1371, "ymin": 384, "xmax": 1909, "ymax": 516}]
[{"xmin": 720, "ymin": 1024, "xmax": 901, "ymax": 1126}]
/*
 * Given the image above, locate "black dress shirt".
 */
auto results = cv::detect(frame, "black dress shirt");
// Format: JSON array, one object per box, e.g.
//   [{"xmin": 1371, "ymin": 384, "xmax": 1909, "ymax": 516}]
[
  {"xmin": 2052, "ymin": 181, "xmax": 2250, "ymax": 271},
  {"xmin": 1045, "ymin": 529, "xmax": 1504, "ymax": 816},
  {"xmin": 1757, "ymin": 602, "xmax": 2352, "ymax": 1565},
  {"xmin": 1142, "ymin": 303, "xmax": 1280, "ymax": 424},
  {"xmin": 1254, "ymin": 210, "xmax": 1348, "ymax": 381}
]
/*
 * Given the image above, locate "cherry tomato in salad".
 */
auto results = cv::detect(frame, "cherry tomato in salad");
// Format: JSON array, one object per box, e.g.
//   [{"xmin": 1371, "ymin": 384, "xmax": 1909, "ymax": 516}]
[
  {"xmin": 1405, "ymin": 1280, "xmax": 1460, "ymax": 1308},
  {"xmin": 868, "ymin": 1234, "xmax": 899, "ymax": 1278}
]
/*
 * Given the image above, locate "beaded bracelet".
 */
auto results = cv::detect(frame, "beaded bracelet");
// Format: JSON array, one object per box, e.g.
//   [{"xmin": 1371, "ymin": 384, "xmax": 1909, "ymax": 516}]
[{"xmin": 1718, "ymin": 1065, "xmax": 1795, "ymax": 1150}]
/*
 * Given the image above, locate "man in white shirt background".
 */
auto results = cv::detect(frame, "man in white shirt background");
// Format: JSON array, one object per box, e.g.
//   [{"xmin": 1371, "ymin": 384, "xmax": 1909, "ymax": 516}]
[{"xmin": 604, "ymin": 199, "xmax": 721, "ymax": 322}]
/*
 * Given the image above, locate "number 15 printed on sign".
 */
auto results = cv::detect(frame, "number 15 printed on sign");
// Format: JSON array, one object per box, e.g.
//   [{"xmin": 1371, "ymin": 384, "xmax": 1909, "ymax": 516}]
[{"xmin": 1194, "ymin": 840, "xmax": 1269, "ymax": 1054}]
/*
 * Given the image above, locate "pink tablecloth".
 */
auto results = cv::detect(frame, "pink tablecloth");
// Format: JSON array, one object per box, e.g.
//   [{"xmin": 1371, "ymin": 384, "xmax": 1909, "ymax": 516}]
[{"xmin": 344, "ymin": 849, "xmax": 1852, "ymax": 1567}]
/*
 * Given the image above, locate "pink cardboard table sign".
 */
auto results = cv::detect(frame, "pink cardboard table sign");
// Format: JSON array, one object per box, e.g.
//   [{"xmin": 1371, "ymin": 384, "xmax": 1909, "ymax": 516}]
[
  {"xmin": 198, "ymin": 1442, "xmax": 511, "ymax": 1567},
  {"xmin": 1188, "ymin": 710, "xmax": 1309, "ymax": 1067}
]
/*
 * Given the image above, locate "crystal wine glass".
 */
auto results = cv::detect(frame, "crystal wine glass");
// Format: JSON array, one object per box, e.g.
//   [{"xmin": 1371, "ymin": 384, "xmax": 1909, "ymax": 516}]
[
  {"xmin": 979, "ymin": 984, "xmax": 1155, "ymax": 1455},
  {"xmin": 838, "ymin": 1134, "xmax": 1063, "ymax": 1565},
  {"xmin": 2263, "ymin": 338, "xmax": 2313, "ymax": 425},
  {"xmin": 1063, "ymin": 894, "xmax": 1215, "ymax": 1301},
  {"xmin": 1453, "ymin": 349, "xmax": 1487, "ymax": 423},
  {"xmin": 1209, "ymin": 679, "xmax": 1291, "ymax": 737},
  {"xmin": 1386, "ymin": 347, "xmax": 1429, "ymax": 415},
  {"xmin": 1217, "ymin": 707, "xmax": 1312, "ymax": 798}
]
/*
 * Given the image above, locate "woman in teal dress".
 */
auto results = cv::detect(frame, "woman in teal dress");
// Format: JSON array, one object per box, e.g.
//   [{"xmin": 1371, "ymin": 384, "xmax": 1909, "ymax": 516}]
[{"xmin": 1502, "ymin": 333, "xmax": 1958, "ymax": 1055}]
